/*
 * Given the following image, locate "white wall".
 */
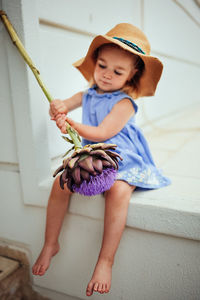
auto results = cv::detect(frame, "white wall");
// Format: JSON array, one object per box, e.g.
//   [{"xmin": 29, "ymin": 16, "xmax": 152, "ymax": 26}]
[
  {"xmin": 141, "ymin": 0, "xmax": 200, "ymax": 123},
  {"xmin": 0, "ymin": 0, "xmax": 200, "ymax": 299}
]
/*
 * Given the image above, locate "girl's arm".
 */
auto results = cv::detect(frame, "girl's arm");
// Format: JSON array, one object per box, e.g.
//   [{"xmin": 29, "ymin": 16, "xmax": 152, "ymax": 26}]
[
  {"xmin": 57, "ymin": 98, "xmax": 135, "ymax": 142},
  {"xmin": 50, "ymin": 91, "xmax": 83, "ymax": 119},
  {"xmin": 63, "ymin": 91, "xmax": 83, "ymax": 112}
]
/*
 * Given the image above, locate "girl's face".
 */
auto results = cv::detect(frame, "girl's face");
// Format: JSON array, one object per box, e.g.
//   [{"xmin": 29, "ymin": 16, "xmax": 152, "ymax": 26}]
[{"xmin": 93, "ymin": 45, "xmax": 137, "ymax": 93}]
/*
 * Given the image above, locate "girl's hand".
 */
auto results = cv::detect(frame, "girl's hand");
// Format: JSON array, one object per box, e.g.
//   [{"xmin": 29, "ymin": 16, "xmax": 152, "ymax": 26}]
[
  {"xmin": 49, "ymin": 99, "xmax": 68, "ymax": 120},
  {"xmin": 55, "ymin": 114, "xmax": 76, "ymax": 134}
]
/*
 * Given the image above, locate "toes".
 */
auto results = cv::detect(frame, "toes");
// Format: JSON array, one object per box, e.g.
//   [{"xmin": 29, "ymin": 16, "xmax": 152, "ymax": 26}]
[
  {"xmin": 86, "ymin": 281, "xmax": 110, "ymax": 295},
  {"xmin": 86, "ymin": 282, "xmax": 94, "ymax": 296},
  {"xmin": 39, "ymin": 265, "xmax": 46, "ymax": 276},
  {"xmin": 33, "ymin": 264, "xmax": 39, "ymax": 275},
  {"xmin": 93, "ymin": 282, "xmax": 99, "ymax": 292},
  {"xmin": 105, "ymin": 284, "xmax": 110, "ymax": 293},
  {"xmin": 98, "ymin": 283, "xmax": 103, "ymax": 293},
  {"xmin": 101, "ymin": 284, "xmax": 106, "ymax": 294},
  {"xmin": 32, "ymin": 262, "xmax": 39, "ymax": 275},
  {"xmin": 36, "ymin": 265, "xmax": 41, "ymax": 275},
  {"xmin": 32, "ymin": 264, "xmax": 36, "ymax": 274},
  {"xmin": 32, "ymin": 264, "xmax": 43, "ymax": 276}
]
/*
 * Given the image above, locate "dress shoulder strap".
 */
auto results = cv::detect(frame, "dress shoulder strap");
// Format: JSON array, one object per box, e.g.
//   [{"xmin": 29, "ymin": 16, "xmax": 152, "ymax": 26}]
[{"xmin": 110, "ymin": 91, "xmax": 138, "ymax": 114}]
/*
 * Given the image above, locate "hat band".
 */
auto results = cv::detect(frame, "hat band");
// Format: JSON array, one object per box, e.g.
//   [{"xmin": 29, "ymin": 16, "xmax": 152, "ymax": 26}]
[{"xmin": 113, "ymin": 37, "xmax": 145, "ymax": 54}]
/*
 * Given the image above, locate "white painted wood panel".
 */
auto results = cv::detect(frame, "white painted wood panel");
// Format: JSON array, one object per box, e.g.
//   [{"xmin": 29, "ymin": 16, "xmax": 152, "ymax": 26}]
[
  {"xmin": 36, "ymin": 0, "xmax": 141, "ymax": 34},
  {"xmin": 0, "ymin": 29, "xmax": 18, "ymax": 163},
  {"xmin": 144, "ymin": 0, "xmax": 200, "ymax": 64},
  {"xmin": 141, "ymin": 55, "xmax": 200, "ymax": 122}
]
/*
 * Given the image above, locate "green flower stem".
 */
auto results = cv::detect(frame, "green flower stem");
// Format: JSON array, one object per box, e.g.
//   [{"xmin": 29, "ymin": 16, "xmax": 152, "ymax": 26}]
[{"xmin": 0, "ymin": 10, "xmax": 82, "ymax": 150}]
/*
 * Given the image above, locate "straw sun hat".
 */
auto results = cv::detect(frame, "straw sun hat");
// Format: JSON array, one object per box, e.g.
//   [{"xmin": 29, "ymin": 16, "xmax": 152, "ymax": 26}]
[{"xmin": 73, "ymin": 23, "xmax": 163, "ymax": 99}]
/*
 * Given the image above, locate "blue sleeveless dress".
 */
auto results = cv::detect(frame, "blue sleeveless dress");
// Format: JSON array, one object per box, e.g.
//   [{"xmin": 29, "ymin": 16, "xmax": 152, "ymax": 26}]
[{"xmin": 81, "ymin": 86, "xmax": 171, "ymax": 190}]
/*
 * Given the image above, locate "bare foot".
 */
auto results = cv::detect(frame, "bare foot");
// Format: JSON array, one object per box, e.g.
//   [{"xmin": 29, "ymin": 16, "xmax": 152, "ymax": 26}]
[
  {"xmin": 86, "ymin": 259, "xmax": 112, "ymax": 296},
  {"xmin": 32, "ymin": 243, "xmax": 60, "ymax": 276}
]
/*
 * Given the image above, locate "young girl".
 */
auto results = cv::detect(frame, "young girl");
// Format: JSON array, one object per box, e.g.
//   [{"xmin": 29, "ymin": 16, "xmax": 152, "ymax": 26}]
[{"xmin": 32, "ymin": 23, "xmax": 170, "ymax": 296}]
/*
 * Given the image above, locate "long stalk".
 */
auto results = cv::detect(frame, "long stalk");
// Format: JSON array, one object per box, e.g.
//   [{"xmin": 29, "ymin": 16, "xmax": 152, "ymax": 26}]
[{"xmin": 0, "ymin": 10, "xmax": 82, "ymax": 150}]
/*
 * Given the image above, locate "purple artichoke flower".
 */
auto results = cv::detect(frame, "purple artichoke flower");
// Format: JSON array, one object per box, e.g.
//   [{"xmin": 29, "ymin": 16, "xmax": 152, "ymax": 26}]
[
  {"xmin": 53, "ymin": 143, "xmax": 122, "ymax": 196},
  {"xmin": 72, "ymin": 168, "xmax": 117, "ymax": 196}
]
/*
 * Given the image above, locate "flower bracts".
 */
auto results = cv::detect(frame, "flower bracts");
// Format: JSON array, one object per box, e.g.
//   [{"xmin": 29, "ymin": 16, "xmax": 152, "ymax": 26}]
[{"xmin": 53, "ymin": 143, "xmax": 122, "ymax": 196}]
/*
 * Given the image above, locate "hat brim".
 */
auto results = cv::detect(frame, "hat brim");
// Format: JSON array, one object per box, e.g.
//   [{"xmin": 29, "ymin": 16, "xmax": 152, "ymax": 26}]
[{"xmin": 73, "ymin": 35, "xmax": 163, "ymax": 98}]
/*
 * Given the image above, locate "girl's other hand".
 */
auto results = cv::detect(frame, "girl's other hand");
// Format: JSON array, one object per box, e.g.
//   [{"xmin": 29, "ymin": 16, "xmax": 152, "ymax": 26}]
[
  {"xmin": 65, "ymin": 117, "xmax": 76, "ymax": 128},
  {"xmin": 49, "ymin": 99, "xmax": 67, "ymax": 120},
  {"xmin": 55, "ymin": 114, "xmax": 67, "ymax": 133},
  {"xmin": 55, "ymin": 115, "xmax": 77, "ymax": 134}
]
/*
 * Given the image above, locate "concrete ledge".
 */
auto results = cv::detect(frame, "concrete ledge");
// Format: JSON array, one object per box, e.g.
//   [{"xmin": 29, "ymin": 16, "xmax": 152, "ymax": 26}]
[
  {"xmin": 69, "ymin": 104, "xmax": 200, "ymax": 241},
  {"xmin": 69, "ymin": 188, "xmax": 200, "ymax": 241}
]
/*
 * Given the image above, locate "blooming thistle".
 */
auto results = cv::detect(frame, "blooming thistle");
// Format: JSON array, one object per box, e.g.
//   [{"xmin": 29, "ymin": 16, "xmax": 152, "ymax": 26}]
[
  {"xmin": 53, "ymin": 143, "xmax": 122, "ymax": 196},
  {"xmin": 0, "ymin": 11, "xmax": 123, "ymax": 196}
]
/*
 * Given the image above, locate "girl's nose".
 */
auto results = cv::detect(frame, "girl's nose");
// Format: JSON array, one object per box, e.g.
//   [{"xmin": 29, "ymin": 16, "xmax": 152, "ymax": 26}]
[{"xmin": 103, "ymin": 70, "xmax": 112, "ymax": 79}]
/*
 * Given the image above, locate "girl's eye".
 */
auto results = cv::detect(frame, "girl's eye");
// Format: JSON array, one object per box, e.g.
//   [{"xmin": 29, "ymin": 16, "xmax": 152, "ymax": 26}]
[
  {"xmin": 114, "ymin": 70, "xmax": 122, "ymax": 76},
  {"xmin": 98, "ymin": 64, "xmax": 106, "ymax": 69}
]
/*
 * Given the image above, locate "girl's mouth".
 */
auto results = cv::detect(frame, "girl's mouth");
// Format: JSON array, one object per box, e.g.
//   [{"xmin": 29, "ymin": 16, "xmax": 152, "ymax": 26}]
[{"xmin": 100, "ymin": 80, "xmax": 111, "ymax": 85}]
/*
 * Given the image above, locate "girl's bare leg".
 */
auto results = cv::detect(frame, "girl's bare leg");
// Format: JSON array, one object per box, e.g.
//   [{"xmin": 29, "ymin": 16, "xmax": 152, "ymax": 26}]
[
  {"xmin": 32, "ymin": 176, "xmax": 72, "ymax": 276},
  {"xmin": 86, "ymin": 181, "xmax": 135, "ymax": 296}
]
